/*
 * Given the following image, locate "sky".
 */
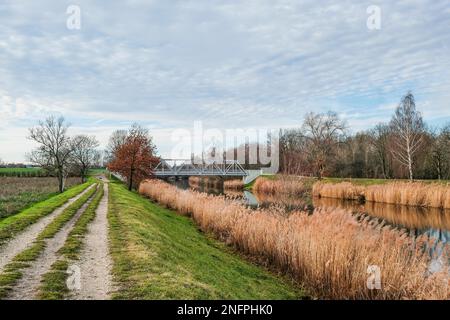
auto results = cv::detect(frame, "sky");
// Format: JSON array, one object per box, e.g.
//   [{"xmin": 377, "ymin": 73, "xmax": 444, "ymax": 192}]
[{"xmin": 1, "ymin": 0, "xmax": 450, "ymax": 163}]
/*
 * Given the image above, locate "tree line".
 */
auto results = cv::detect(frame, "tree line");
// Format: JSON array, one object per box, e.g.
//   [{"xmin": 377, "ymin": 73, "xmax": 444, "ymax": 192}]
[
  {"xmin": 27, "ymin": 116, "xmax": 101, "ymax": 192},
  {"xmin": 280, "ymin": 92, "xmax": 450, "ymax": 180},
  {"xmin": 26, "ymin": 117, "xmax": 159, "ymax": 193},
  {"xmin": 25, "ymin": 91, "xmax": 449, "ymax": 194}
]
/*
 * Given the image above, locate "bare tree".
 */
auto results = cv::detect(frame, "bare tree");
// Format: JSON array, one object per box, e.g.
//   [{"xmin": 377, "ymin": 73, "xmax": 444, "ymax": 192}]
[
  {"xmin": 429, "ymin": 124, "xmax": 450, "ymax": 180},
  {"xmin": 279, "ymin": 129, "xmax": 310, "ymax": 175},
  {"xmin": 302, "ymin": 111, "xmax": 347, "ymax": 179},
  {"xmin": 71, "ymin": 135, "xmax": 100, "ymax": 183},
  {"xmin": 28, "ymin": 116, "xmax": 73, "ymax": 192},
  {"xmin": 390, "ymin": 92, "xmax": 424, "ymax": 180},
  {"xmin": 369, "ymin": 123, "xmax": 393, "ymax": 179},
  {"xmin": 106, "ymin": 129, "xmax": 127, "ymax": 162}
]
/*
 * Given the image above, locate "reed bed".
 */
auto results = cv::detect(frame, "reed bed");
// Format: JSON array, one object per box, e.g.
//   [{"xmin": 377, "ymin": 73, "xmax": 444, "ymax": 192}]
[
  {"xmin": 253, "ymin": 176, "xmax": 307, "ymax": 195},
  {"xmin": 313, "ymin": 181, "xmax": 450, "ymax": 209},
  {"xmin": 224, "ymin": 179, "xmax": 244, "ymax": 190},
  {"xmin": 254, "ymin": 191, "xmax": 310, "ymax": 212},
  {"xmin": 312, "ymin": 182, "xmax": 365, "ymax": 201},
  {"xmin": 365, "ymin": 182, "xmax": 450, "ymax": 209},
  {"xmin": 139, "ymin": 180, "xmax": 449, "ymax": 300},
  {"xmin": 188, "ymin": 176, "xmax": 222, "ymax": 189}
]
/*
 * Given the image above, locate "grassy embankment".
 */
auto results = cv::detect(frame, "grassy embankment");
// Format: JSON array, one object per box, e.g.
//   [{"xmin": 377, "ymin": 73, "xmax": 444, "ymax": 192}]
[
  {"xmin": 0, "ymin": 179, "xmax": 94, "ymax": 246},
  {"xmin": 38, "ymin": 184, "xmax": 104, "ymax": 299},
  {"xmin": 108, "ymin": 180, "xmax": 303, "ymax": 299},
  {"xmin": 0, "ymin": 184, "xmax": 98, "ymax": 298},
  {"xmin": 0, "ymin": 177, "xmax": 82, "ymax": 220}
]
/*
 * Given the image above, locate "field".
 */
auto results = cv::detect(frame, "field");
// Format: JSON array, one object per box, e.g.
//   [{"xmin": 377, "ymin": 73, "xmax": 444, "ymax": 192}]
[
  {"xmin": 0, "ymin": 177, "xmax": 82, "ymax": 219},
  {"xmin": 0, "ymin": 168, "xmax": 46, "ymax": 177}
]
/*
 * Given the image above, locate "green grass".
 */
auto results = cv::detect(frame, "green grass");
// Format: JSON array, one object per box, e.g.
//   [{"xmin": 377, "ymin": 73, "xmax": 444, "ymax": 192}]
[
  {"xmin": 0, "ymin": 184, "xmax": 98, "ymax": 299},
  {"xmin": 0, "ymin": 167, "xmax": 46, "ymax": 177},
  {"xmin": 38, "ymin": 184, "xmax": 104, "ymax": 300},
  {"xmin": 108, "ymin": 180, "xmax": 304, "ymax": 300},
  {"xmin": 0, "ymin": 179, "xmax": 95, "ymax": 246},
  {"xmin": 321, "ymin": 177, "xmax": 390, "ymax": 186},
  {"xmin": 88, "ymin": 168, "xmax": 107, "ymax": 176},
  {"xmin": 0, "ymin": 168, "xmax": 42, "ymax": 173}
]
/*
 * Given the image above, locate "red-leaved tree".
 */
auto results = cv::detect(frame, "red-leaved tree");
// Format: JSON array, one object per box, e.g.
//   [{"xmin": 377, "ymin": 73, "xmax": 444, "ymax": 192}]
[{"xmin": 108, "ymin": 124, "xmax": 159, "ymax": 190}]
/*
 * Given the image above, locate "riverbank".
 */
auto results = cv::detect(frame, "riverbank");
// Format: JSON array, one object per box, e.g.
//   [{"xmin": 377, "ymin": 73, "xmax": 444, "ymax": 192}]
[
  {"xmin": 108, "ymin": 180, "xmax": 304, "ymax": 299},
  {"xmin": 313, "ymin": 180, "xmax": 450, "ymax": 209},
  {"xmin": 140, "ymin": 179, "xmax": 449, "ymax": 300}
]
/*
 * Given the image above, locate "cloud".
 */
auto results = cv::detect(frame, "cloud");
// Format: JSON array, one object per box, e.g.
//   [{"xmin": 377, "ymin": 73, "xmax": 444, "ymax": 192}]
[{"xmin": 0, "ymin": 0, "xmax": 449, "ymax": 161}]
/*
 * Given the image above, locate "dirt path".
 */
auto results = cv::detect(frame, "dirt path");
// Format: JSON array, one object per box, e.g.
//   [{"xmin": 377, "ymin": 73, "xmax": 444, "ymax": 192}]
[
  {"xmin": 0, "ymin": 184, "xmax": 96, "ymax": 274},
  {"xmin": 6, "ymin": 191, "xmax": 96, "ymax": 300},
  {"xmin": 70, "ymin": 182, "xmax": 113, "ymax": 300}
]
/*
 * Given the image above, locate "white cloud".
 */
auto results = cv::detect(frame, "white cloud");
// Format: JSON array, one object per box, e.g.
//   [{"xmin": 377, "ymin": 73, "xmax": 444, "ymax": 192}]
[{"xmin": 0, "ymin": 0, "xmax": 449, "ymax": 162}]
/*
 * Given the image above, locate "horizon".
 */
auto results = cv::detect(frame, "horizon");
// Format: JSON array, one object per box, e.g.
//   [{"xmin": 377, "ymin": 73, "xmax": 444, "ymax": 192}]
[{"xmin": 1, "ymin": 1, "xmax": 450, "ymax": 162}]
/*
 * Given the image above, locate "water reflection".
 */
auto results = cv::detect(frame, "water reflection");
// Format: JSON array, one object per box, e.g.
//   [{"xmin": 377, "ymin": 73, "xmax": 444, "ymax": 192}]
[
  {"xmin": 169, "ymin": 178, "xmax": 450, "ymax": 269},
  {"xmin": 313, "ymin": 196, "xmax": 450, "ymax": 232},
  {"xmin": 170, "ymin": 178, "xmax": 450, "ymax": 245}
]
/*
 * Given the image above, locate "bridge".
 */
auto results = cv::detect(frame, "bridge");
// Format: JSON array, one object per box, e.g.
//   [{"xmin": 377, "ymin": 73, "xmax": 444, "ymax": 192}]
[{"xmin": 154, "ymin": 159, "xmax": 248, "ymax": 178}]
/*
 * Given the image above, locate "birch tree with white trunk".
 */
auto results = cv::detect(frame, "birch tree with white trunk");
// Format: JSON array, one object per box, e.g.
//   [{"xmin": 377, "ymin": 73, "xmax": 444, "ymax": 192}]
[{"xmin": 390, "ymin": 92, "xmax": 424, "ymax": 181}]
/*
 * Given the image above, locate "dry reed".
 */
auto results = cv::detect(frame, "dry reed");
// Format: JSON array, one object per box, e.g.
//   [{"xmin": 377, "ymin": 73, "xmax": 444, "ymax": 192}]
[
  {"xmin": 139, "ymin": 179, "xmax": 449, "ymax": 300},
  {"xmin": 312, "ymin": 181, "xmax": 365, "ymax": 201},
  {"xmin": 365, "ymin": 182, "xmax": 450, "ymax": 209},
  {"xmin": 313, "ymin": 181, "xmax": 450, "ymax": 209},
  {"xmin": 253, "ymin": 176, "xmax": 307, "ymax": 195},
  {"xmin": 224, "ymin": 179, "xmax": 244, "ymax": 190},
  {"xmin": 188, "ymin": 176, "xmax": 222, "ymax": 189}
]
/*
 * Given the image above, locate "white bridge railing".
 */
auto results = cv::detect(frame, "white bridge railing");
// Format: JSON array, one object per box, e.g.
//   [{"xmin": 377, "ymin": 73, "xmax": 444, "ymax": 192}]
[{"xmin": 154, "ymin": 159, "xmax": 248, "ymax": 177}]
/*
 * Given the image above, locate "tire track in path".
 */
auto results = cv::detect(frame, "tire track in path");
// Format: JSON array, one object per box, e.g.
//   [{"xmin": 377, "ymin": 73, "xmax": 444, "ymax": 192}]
[
  {"xmin": 6, "ymin": 190, "xmax": 96, "ymax": 300},
  {"xmin": 71, "ymin": 182, "xmax": 113, "ymax": 300},
  {"xmin": 0, "ymin": 184, "xmax": 96, "ymax": 274}
]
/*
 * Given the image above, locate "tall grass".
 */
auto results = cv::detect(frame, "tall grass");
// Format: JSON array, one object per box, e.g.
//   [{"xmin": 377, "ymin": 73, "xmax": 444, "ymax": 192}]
[
  {"xmin": 139, "ymin": 180, "xmax": 449, "ymax": 300},
  {"xmin": 254, "ymin": 192, "xmax": 310, "ymax": 211},
  {"xmin": 365, "ymin": 182, "xmax": 450, "ymax": 209},
  {"xmin": 313, "ymin": 181, "xmax": 450, "ymax": 209},
  {"xmin": 253, "ymin": 176, "xmax": 308, "ymax": 195},
  {"xmin": 223, "ymin": 179, "xmax": 244, "ymax": 190},
  {"xmin": 188, "ymin": 176, "xmax": 222, "ymax": 189},
  {"xmin": 312, "ymin": 182, "xmax": 365, "ymax": 201}
]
